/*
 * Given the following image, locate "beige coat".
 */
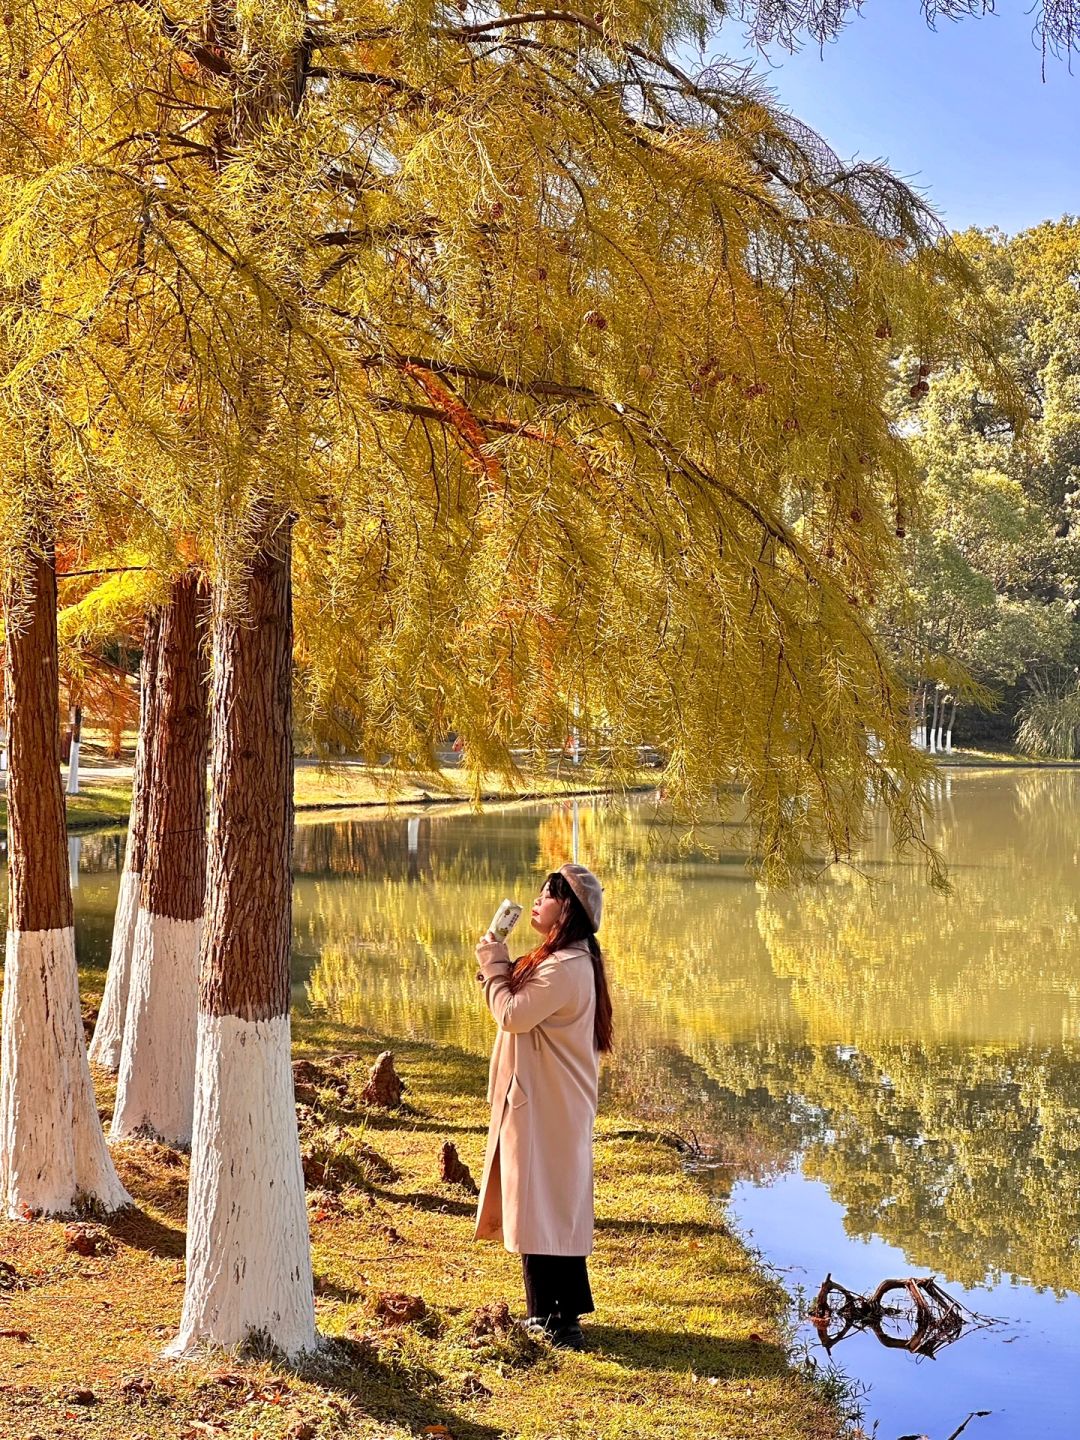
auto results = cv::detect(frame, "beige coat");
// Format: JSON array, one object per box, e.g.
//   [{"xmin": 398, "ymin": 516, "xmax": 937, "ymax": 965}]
[{"xmin": 473, "ymin": 942, "xmax": 599, "ymax": 1256}]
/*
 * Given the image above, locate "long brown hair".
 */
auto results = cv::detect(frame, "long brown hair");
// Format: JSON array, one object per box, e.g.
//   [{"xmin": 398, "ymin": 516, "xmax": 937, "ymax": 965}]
[{"xmin": 511, "ymin": 871, "xmax": 614, "ymax": 1052}]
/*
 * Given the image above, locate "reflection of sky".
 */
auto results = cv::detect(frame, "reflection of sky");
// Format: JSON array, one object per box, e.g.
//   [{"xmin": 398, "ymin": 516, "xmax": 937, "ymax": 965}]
[{"xmin": 731, "ymin": 1173, "xmax": 1078, "ymax": 1440}]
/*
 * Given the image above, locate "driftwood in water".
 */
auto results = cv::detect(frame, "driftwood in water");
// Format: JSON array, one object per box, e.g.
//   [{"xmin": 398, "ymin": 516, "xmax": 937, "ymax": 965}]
[{"xmin": 809, "ymin": 1273, "xmax": 996, "ymax": 1359}]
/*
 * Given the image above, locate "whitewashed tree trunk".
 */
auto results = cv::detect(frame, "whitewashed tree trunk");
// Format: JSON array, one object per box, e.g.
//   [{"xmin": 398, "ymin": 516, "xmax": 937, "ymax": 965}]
[
  {"xmin": 65, "ymin": 705, "xmax": 81, "ymax": 796},
  {"xmin": 167, "ymin": 1010, "xmax": 311, "ymax": 1354},
  {"xmin": 2, "ymin": 929, "xmax": 129, "ymax": 1215},
  {"xmin": 928, "ymin": 687, "xmax": 940, "ymax": 754},
  {"xmin": 914, "ymin": 684, "xmax": 928, "ymax": 750},
  {"xmin": 169, "ymin": 534, "xmax": 314, "ymax": 1357},
  {"xmin": 89, "ymin": 612, "xmax": 162, "ymax": 1072},
  {"xmin": 0, "ymin": 543, "xmax": 129, "ymax": 1217},
  {"xmin": 945, "ymin": 696, "xmax": 957, "ymax": 755},
  {"xmin": 114, "ymin": 912, "xmax": 202, "ymax": 1144},
  {"xmin": 113, "ymin": 573, "xmax": 209, "ymax": 1146}
]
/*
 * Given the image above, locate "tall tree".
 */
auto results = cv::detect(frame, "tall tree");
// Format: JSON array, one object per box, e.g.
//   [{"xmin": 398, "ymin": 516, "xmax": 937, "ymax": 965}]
[
  {"xmin": 0, "ymin": 535, "xmax": 128, "ymax": 1215},
  {"xmin": 876, "ymin": 223, "xmax": 1080, "ymax": 743},
  {"xmin": 113, "ymin": 571, "xmax": 209, "ymax": 1145},
  {"xmin": 89, "ymin": 609, "xmax": 163, "ymax": 1070},
  {"xmin": 1, "ymin": 0, "xmax": 1009, "ymax": 1351},
  {"xmin": 169, "ymin": 530, "xmax": 312, "ymax": 1353}
]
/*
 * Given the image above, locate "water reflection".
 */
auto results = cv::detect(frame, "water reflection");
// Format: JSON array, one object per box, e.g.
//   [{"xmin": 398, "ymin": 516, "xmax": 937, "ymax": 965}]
[{"xmin": 30, "ymin": 774, "xmax": 1080, "ymax": 1434}]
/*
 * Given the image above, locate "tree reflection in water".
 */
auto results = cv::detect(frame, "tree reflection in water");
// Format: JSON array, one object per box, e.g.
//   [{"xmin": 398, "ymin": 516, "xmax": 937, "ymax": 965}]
[
  {"xmin": 53, "ymin": 773, "xmax": 1080, "ymax": 1308},
  {"xmin": 291, "ymin": 774, "xmax": 1080, "ymax": 1302}
]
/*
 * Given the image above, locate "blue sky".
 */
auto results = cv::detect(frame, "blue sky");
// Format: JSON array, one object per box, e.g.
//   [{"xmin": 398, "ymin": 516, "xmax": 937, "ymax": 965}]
[{"xmin": 709, "ymin": 4, "xmax": 1080, "ymax": 235}]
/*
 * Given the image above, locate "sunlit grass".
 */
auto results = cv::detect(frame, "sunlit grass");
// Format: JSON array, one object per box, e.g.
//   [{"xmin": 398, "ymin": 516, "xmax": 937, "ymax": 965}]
[{"xmin": 0, "ymin": 1010, "xmax": 844, "ymax": 1440}]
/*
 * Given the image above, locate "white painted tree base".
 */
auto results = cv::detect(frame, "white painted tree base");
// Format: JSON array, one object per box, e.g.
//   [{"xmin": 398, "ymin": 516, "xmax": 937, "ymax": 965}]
[
  {"xmin": 112, "ymin": 910, "xmax": 202, "ymax": 1146},
  {"xmin": 66, "ymin": 739, "xmax": 81, "ymax": 797},
  {"xmin": 167, "ymin": 1012, "xmax": 314, "ymax": 1358},
  {"xmin": 0, "ymin": 928, "xmax": 131, "ymax": 1217},
  {"xmin": 89, "ymin": 867, "xmax": 142, "ymax": 1071}
]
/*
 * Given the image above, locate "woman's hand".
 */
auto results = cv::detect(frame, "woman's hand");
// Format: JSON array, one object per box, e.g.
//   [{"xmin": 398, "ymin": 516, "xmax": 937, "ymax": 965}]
[{"xmin": 476, "ymin": 932, "xmax": 511, "ymax": 970}]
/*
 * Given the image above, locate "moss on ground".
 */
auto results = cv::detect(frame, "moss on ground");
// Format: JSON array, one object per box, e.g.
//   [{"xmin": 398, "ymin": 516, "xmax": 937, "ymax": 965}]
[{"xmin": 0, "ymin": 1018, "xmax": 842, "ymax": 1440}]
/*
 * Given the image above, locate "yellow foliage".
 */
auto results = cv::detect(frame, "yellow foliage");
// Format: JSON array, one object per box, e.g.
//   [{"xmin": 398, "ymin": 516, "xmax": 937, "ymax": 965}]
[{"xmin": 0, "ymin": 0, "xmax": 1013, "ymax": 880}]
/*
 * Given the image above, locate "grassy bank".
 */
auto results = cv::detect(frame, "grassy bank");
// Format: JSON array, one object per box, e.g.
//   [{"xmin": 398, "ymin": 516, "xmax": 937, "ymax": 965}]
[
  {"xmin": 0, "ymin": 762, "xmax": 654, "ymax": 837},
  {"xmin": 937, "ymin": 746, "xmax": 1080, "ymax": 769},
  {"xmin": 0, "ymin": 1017, "xmax": 844, "ymax": 1440}
]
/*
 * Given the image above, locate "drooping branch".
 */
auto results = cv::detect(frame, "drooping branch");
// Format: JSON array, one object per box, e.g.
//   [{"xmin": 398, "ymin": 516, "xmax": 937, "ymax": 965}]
[
  {"xmin": 130, "ymin": 0, "xmax": 233, "ymax": 78},
  {"xmin": 740, "ymin": 0, "xmax": 1080, "ymax": 57}
]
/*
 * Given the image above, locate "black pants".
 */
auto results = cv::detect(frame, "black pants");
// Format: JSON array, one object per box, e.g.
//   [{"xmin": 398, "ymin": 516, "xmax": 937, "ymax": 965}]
[{"xmin": 522, "ymin": 1254, "xmax": 594, "ymax": 1323}]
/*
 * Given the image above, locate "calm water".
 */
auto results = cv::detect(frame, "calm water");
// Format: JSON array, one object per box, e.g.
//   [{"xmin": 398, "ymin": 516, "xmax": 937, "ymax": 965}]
[{"xmin": 52, "ymin": 770, "xmax": 1080, "ymax": 1439}]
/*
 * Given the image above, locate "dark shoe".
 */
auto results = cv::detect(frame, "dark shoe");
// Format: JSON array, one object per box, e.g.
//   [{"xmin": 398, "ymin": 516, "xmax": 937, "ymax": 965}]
[
  {"xmin": 520, "ymin": 1314, "xmax": 558, "ymax": 1340},
  {"xmin": 550, "ymin": 1321, "xmax": 586, "ymax": 1351}
]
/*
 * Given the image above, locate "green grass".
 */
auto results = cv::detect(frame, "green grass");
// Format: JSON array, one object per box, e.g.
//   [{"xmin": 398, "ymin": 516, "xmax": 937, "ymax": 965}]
[
  {"xmin": 0, "ymin": 764, "xmax": 653, "ymax": 839},
  {"xmin": 0, "ymin": 779, "xmax": 133, "ymax": 836},
  {"xmin": 0, "ymin": 1016, "xmax": 844, "ymax": 1440},
  {"xmin": 291, "ymin": 764, "xmax": 653, "ymax": 811},
  {"xmin": 938, "ymin": 745, "xmax": 1080, "ymax": 768}
]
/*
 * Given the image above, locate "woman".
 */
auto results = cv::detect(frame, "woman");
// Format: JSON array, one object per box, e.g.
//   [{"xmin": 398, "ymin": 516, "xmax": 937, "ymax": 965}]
[{"xmin": 473, "ymin": 863, "xmax": 614, "ymax": 1350}]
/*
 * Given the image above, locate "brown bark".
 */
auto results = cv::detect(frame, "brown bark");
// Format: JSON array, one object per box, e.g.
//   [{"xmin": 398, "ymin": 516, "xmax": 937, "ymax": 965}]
[
  {"xmin": 128, "ymin": 611, "xmax": 164, "ymax": 876},
  {"xmin": 200, "ymin": 534, "xmax": 293, "ymax": 1021},
  {"xmin": 3, "ymin": 545, "xmax": 73, "ymax": 933},
  {"xmin": 142, "ymin": 573, "xmax": 210, "ymax": 920}
]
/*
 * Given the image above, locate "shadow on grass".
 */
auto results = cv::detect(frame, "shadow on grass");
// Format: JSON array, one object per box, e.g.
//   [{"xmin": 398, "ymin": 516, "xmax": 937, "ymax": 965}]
[
  {"xmin": 313, "ymin": 1276, "xmax": 364, "ymax": 1305},
  {"xmin": 588, "ymin": 1323, "xmax": 786, "ymax": 1378},
  {"xmin": 298, "ymin": 1336, "xmax": 504, "ymax": 1440},
  {"xmin": 365, "ymin": 1184, "xmax": 477, "ymax": 1218},
  {"xmin": 355, "ymin": 1111, "xmax": 488, "ymax": 1138},
  {"xmin": 106, "ymin": 1205, "xmax": 186, "ymax": 1259},
  {"xmin": 593, "ymin": 1217, "xmax": 727, "ymax": 1238}
]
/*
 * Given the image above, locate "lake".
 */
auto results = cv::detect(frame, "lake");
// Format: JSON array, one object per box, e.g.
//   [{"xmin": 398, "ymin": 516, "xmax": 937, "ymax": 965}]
[{"xmin": 51, "ymin": 769, "xmax": 1080, "ymax": 1439}]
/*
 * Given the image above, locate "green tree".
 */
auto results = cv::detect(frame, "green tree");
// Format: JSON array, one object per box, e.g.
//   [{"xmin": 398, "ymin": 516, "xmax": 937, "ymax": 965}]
[{"xmin": 877, "ymin": 224, "xmax": 1080, "ymax": 747}]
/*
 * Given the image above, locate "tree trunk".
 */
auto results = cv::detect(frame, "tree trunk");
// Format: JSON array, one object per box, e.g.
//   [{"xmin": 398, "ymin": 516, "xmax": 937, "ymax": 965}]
[
  {"xmin": 946, "ymin": 695, "xmax": 957, "ymax": 755},
  {"xmin": 89, "ymin": 611, "xmax": 163, "ymax": 1071},
  {"xmin": 0, "ymin": 543, "xmax": 129, "ymax": 1217},
  {"xmin": 113, "ymin": 573, "xmax": 209, "ymax": 1145},
  {"xmin": 169, "ymin": 532, "xmax": 313, "ymax": 1356},
  {"xmin": 65, "ymin": 703, "xmax": 82, "ymax": 796},
  {"xmin": 929, "ymin": 686, "xmax": 940, "ymax": 754}
]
